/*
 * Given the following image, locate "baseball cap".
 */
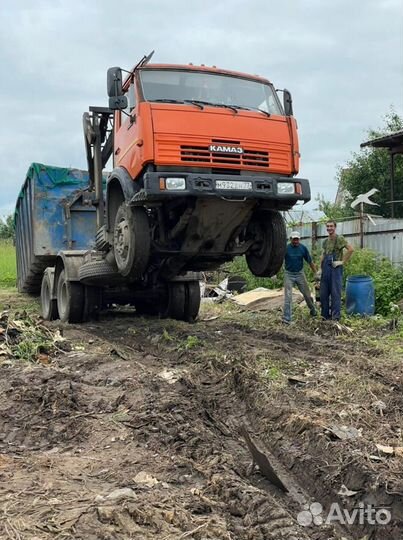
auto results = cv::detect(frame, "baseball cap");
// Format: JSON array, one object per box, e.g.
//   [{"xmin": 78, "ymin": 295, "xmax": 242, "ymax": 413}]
[{"xmin": 290, "ymin": 231, "xmax": 301, "ymax": 239}]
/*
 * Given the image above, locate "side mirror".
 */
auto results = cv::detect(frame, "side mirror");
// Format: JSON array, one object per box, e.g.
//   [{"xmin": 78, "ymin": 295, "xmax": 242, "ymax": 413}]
[
  {"xmin": 283, "ymin": 88, "xmax": 293, "ymax": 116},
  {"xmin": 107, "ymin": 67, "xmax": 128, "ymax": 110}
]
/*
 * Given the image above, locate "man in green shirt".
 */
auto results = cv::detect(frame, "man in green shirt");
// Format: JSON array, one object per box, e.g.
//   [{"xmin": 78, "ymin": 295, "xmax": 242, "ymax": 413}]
[{"xmin": 320, "ymin": 220, "xmax": 354, "ymax": 320}]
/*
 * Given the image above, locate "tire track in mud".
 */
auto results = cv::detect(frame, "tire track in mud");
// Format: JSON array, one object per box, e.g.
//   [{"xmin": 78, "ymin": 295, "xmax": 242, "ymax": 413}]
[
  {"xmin": 83, "ymin": 316, "xmax": 348, "ymax": 540},
  {"xmin": 1, "ymin": 310, "xmax": 398, "ymax": 539},
  {"xmin": 90, "ymin": 313, "xmax": 402, "ymax": 539},
  {"xmin": 0, "ymin": 317, "xmax": 314, "ymax": 539}
]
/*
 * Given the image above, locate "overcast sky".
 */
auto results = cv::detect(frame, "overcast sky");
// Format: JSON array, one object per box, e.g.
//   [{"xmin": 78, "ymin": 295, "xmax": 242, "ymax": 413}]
[{"xmin": 1, "ymin": 0, "xmax": 402, "ymax": 219}]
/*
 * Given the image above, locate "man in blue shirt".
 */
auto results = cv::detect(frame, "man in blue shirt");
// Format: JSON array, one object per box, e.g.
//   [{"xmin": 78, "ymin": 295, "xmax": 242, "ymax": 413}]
[{"xmin": 283, "ymin": 231, "xmax": 317, "ymax": 324}]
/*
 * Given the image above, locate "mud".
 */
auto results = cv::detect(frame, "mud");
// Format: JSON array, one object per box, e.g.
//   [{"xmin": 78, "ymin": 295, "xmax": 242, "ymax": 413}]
[{"xmin": 0, "ymin": 300, "xmax": 402, "ymax": 539}]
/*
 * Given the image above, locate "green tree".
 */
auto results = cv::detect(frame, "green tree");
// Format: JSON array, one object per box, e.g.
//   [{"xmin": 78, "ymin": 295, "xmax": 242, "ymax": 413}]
[
  {"xmin": 0, "ymin": 214, "xmax": 15, "ymax": 240},
  {"xmin": 315, "ymin": 194, "xmax": 354, "ymax": 221},
  {"xmin": 336, "ymin": 110, "xmax": 403, "ymax": 218}
]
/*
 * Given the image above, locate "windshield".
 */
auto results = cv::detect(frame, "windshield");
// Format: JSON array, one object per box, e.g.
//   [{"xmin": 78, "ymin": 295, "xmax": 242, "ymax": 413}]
[{"xmin": 139, "ymin": 69, "xmax": 282, "ymax": 115}]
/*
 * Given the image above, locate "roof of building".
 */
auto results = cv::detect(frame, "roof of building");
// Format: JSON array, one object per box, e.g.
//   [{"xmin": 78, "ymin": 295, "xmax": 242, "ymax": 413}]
[{"xmin": 361, "ymin": 130, "xmax": 403, "ymax": 151}]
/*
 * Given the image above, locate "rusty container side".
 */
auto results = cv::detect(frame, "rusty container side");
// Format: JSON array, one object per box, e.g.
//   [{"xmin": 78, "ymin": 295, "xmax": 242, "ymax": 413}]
[{"xmin": 15, "ymin": 163, "xmax": 98, "ymax": 293}]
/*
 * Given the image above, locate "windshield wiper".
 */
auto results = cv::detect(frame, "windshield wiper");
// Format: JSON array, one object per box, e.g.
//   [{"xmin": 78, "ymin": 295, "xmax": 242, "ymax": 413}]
[
  {"xmin": 151, "ymin": 99, "xmax": 270, "ymax": 116},
  {"xmin": 227, "ymin": 104, "xmax": 271, "ymax": 117},
  {"xmin": 152, "ymin": 98, "xmax": 204, "ymax": 110},
  {"xmin": 189, "ymin": 100, "xmax": 239, "ymax": 114},
  {"xmin": 184, "ymin": 100, "xmax": 204, "ymax": 109},
  {"xmin": 153, "ymin": 98, "xmax": 184, "ymax": 104}
]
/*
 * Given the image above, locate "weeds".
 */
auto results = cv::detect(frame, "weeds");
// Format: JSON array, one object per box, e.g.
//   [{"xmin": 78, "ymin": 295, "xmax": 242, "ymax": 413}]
[
  {"xmin": 0, "ymin": 310, "xmax": 59, "ymax": 363},
  {"xmin": 162, "ymin": 328, "xmax": 174, "ymax": 342},
  {"xmin": 177, "ymin": 335, "xmax": 201, "ymax": 352},
  {"xmin": 0, "ymin": 241, "xmax": 16, "ymax": 288}
]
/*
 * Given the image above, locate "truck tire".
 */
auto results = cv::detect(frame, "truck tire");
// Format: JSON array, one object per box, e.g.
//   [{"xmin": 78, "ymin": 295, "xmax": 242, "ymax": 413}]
[
  {"xmin": 113, "ymin": 203, "xmax": 150, "ymax": 280},
  {"xmin": 159, "ymin": 282, "xmax": 186, "ymax": 320},
  {"xmin": 57, "ymin": 269, "xmax": 84, "ymax": 323},
  {"xmin": 168, "ymin": 282, "xmax": 186, "ymax": 320},
  {"xmin": 84, "ymin": 286, "xmax": 103, "ymax": 320},
  {"xmin": 184, "ymin": 281, "xmax": 201, "ymax": 322},
  {"xmin": 79, "ymin": 259, "xmax": 121, "ymax": 286},
  {"xmin": 246, "ymin": 210, "xmax": 286, "ymax": 277},
  {"xmin": 40, "ymin": 269, "xmax": 58, "ymax": 321}
]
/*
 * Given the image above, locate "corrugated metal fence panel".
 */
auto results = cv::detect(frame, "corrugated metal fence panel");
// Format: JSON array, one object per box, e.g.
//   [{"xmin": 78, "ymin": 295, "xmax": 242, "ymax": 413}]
[
  {"xmin": 15, "ymin": 163, "xmax": 97, "ymax": 292},
  {"xmin": 287, "ymin": 217, "xmax": 403, "ymax": 265}
]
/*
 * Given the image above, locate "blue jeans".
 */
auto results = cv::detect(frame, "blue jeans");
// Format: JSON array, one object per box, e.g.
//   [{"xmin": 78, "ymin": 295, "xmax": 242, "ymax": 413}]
[
  {"xmin": 320, "ymin": 255, "xmax": 343, "ymax": 320},
  {"xmin": 283, "ymin": 270, "xmax": 317, "ymax": 322}
]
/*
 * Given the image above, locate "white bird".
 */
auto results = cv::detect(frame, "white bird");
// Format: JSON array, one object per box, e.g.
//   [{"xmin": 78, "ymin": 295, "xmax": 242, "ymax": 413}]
[{"xmin": 351, "ymin": 188, "xmax": 379, "ymax": 209}]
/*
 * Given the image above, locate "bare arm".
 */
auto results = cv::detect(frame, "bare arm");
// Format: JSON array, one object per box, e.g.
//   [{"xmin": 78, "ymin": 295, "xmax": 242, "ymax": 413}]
[
  {"xmin": 309, "ymin": 262, "xmax": 317, "ymax": 273},
  {"xmin": 343, "ymin": 243, "xmax": 354, "ymax": 264}
]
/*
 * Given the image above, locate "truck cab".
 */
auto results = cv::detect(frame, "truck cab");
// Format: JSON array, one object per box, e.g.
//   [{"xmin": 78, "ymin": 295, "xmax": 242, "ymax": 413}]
[{"xmin": 105, "ymin": 62, "xmax": 309, "ymax": 286}]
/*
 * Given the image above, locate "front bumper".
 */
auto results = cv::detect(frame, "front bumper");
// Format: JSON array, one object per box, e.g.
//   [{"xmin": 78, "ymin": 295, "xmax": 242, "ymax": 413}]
[{"xmin": 131, "ymin": 172, "xmax": 310, "ymax": 206}]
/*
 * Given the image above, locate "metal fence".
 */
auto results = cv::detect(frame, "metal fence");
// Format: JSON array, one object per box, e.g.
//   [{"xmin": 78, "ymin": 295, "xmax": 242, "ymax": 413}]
[{"xmin": 287, "ymin": 216, "xmax": 403, "ymax": 265}]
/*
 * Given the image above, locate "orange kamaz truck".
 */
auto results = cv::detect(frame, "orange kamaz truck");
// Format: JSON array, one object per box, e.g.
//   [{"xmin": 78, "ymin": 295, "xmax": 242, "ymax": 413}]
[{"xmin": 17, "ymin": 53, "xmax": 310, "ymax": 323}]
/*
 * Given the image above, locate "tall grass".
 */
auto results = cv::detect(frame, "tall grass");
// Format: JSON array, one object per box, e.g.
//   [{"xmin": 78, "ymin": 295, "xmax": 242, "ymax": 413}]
[{"xmin": 0, "ymin": 240, "xmax": 16, "ymax": 288}]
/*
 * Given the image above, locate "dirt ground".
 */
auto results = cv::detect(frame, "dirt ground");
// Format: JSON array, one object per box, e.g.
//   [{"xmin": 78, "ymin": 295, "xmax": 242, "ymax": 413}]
[{"xmin": 1, "ymin": 291, "xmax": 403, "ymax": 539}]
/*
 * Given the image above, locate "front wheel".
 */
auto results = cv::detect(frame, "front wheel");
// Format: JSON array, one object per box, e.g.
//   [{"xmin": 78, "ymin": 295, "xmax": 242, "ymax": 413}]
[
  {"xmin": 245, "ymin": 210, "xmax": 286, "ymax": 277},
  {"xmin": 113, "ymin": 204, "xmax": 150, "ymax": 280}
]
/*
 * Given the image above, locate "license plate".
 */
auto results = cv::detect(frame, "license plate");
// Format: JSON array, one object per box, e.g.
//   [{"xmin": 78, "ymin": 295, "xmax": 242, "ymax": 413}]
[{"xmin": 215, "ymin": 180, "xmax": 252, "ymax": 190}]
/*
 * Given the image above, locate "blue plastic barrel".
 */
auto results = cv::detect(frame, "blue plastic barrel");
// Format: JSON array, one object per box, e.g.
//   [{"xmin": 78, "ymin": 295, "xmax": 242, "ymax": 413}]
[{"xmin": 346, "ymin": 275, "xmax": 375, "ymax": 316}]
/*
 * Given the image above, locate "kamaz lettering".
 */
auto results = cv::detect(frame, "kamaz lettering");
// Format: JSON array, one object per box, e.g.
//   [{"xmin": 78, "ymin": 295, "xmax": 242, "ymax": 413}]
[{"xmin": 209, "ymin": 145, "xmax": 244, "ymax": 154}]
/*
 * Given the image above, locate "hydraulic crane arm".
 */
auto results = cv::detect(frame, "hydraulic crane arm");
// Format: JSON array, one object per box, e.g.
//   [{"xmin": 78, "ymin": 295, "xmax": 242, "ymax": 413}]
[{"xmin": 82, "ymin": 106, "xmax": 114, "ymax": 228}]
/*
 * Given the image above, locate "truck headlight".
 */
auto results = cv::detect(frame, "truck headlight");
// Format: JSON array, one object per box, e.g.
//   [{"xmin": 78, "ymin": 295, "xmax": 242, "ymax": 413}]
[
  {"xmin": 165, "ymin": 177, "xmax": 186, "ymax": 190},
  {"xmin": 277, "ymin": 182, "xmax": 295, "ymax": 194}
]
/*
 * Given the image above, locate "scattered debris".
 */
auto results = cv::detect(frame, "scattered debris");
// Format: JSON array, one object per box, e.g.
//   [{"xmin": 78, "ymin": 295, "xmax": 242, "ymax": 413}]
[
  {"xmin": 240, "ymin": 424, "xmax": 288, "ymax": 492},
  {"xmin": 338, "ymin": 484, "xmax": 359, "ymax": 497},
  {"xmin": 376, "ymin": 443, "xmax": 395, "ymax": 455},
  {"xmin": 372, "ymin": 400, "xmax": 387, "ymax": 415},
  {"xmin": 287, "ymin": 375, "xmax": 308, "ymax": 386},
  {"xmin": 158, "ymin": 368, "xmax": 183, "ymax": 384},
  {"xmin": 0, "ymin": 309, "xmax": 66, "ymax": 362},
  {"xmin": 96, "ymin": 487, "xmax": 137, "ymax": 502},
  {"xmin": 133, "ymin": 471, "xmax": 159, "ymax": 487},
  {"xmin": 326, "ymin": 425, "xmax": 362, "ymax": 440},
  {"xmin": 200, "ymin": 314, "xmax": 220, "ymax": 322},
  {"xmin": 375, "ymin": 444, "xmax": 403, "ymax": 457},
  {"xmin": 232, "ymin": 288, "xmax": 302, "ymax": 311}
]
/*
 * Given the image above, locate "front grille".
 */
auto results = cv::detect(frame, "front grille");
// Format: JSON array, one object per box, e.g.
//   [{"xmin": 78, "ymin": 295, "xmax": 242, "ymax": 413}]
[{"xmin": 180, "ymin": 143, "xmax": 269, "ymax": 169}]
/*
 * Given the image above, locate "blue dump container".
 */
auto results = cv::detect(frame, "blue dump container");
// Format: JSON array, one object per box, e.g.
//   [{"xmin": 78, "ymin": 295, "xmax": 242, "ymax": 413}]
[
  {"xmin": 346, "ymin": 275, "xmax": 375, "ymax": 316},
  {"xmin": 15, "ymin": 163, "xmax": 99, "ymax": 293}
]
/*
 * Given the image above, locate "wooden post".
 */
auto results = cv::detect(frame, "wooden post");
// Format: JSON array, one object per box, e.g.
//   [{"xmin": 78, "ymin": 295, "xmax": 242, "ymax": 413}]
[
  {"xmin": 390, "ymin": 152, "xmax": 395, "ymax": 218},
  {"xmin": 312, "ymin": 221, "xmax": 317, "ymax": 251}
]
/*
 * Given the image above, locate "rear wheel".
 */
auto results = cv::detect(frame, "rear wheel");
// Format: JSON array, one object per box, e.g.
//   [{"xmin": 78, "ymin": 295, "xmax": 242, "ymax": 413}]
[
  {"xmin": 84, "ymin": 286, "xmax": 102, "ymax": 320},
  {"xmin": 246, "ymin": 210, "xmax": 286, "ymax": 277},
  {"xmin": 160, "ymin": 281, "xmax": 201, "ymax": 322},
  {"xmin": 113, "ymin": 203, "xmax": 150, "ymax": 280},
  {"xmin": 56, "ymin": 269, "xmax": 84, "ymax": 323},
  {"xmin": 165, "ymin": 282, "xmax": 186, "ymax": 320},
  {"xmin": 40, "ymin": 269, "xmax": 58, "ymax": 321},
  {"xmin": 184, "ymin": 281, "xmax": 201, "ymax": 322}
]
